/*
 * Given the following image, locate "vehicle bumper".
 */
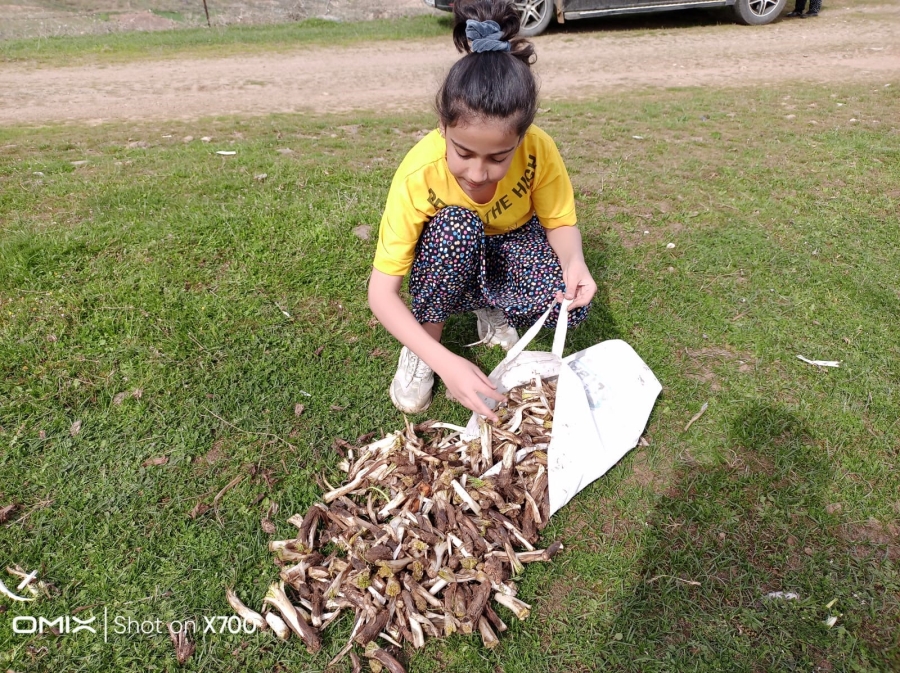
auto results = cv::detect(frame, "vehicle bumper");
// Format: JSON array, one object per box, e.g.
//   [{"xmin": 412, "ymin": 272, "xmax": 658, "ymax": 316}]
[{"xmin": 423, "ymin": 0, "xmax": 453, "ymax": 11}]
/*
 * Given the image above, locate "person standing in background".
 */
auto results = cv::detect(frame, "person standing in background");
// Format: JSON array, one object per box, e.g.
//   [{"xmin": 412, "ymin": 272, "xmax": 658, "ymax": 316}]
[{"xmin": 786, "ymin": 0, "xmax": 821, "ymax": 18}]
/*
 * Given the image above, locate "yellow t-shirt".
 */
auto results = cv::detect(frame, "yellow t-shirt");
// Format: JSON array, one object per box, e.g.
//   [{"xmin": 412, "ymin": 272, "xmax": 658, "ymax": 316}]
[{"xmin": 373, "ymin": 125, "xmax": 577, "ymax": 277}]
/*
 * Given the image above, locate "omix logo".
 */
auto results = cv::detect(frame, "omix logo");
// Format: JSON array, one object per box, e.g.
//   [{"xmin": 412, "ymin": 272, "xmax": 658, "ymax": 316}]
[{"xmin": 12, "ymin": 614, "xmax": 98, "ymax": 635}]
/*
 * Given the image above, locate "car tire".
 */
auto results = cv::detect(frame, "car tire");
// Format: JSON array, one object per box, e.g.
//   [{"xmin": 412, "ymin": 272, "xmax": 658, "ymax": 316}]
[
  {"xmin": 732, "ymin": 0, "xmax": 787, "ymax": 25},
  {"xmin": 514, "ymin": 0, "xmax": 554, "ymax": 37}
]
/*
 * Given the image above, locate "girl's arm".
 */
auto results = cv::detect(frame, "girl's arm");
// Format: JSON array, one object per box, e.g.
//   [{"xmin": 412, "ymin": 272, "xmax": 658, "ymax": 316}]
[
  {"xmin": 368, "ymin": 269, "xmax": 505, "ymax": 421},
  {"xmin": 545, "ymin": 225, "xmax": 597, "ymax": 309}
]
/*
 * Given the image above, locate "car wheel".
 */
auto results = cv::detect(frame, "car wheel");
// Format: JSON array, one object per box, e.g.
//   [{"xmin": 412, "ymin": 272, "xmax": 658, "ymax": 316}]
[
  {"xmin": 513, "ymin": 0, "xmax": 554, "ymax": 37},
  {"xmin": 733, "ymin": 0, "xmax": 786, "ymax": 25}
]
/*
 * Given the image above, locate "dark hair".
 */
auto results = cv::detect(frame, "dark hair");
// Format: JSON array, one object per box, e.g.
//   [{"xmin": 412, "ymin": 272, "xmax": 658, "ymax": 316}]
[{"xmin": 435, "ymin": 0, "xmax": 538, "ymax": 138}]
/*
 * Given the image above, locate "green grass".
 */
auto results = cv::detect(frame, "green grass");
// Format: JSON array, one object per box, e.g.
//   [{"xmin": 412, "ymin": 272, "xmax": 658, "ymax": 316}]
[
  {"xmin": 1, "ymin": 82, "xmax": 898, "ymax": 672},
  {"xmin": 0, "ymin": 14, "xmax": 452, "ymax": 66},
  {"xmin": 150, "ymin": 10, "xmax": 185, "ymax": 22}
]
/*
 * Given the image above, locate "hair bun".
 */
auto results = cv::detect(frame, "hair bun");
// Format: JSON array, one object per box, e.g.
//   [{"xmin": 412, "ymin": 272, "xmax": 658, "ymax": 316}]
[
  {"xmin": 466, "ymin": 19, "xmax": 511, "ymax": 53},
  {"xmin": 437, "ymin": 0, "xmax": 540, "ymax": 138},
  {"xmin": 452, "ymin": 0, "xmax": 536, "ymax": 64}
]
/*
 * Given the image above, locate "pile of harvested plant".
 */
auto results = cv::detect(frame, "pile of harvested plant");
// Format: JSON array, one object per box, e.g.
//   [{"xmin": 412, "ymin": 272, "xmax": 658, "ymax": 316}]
[{"xmin": 227, "ymin": 377, "xmax": 561, "ymax": 672}]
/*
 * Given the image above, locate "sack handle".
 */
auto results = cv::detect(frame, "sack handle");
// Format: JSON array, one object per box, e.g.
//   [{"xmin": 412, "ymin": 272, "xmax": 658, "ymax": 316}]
[
  {"xmin": 502, "ymin": 298, "xmax": 572, "ymax": 362},
  {"xmin": 551, "ymin": 298, "xmax": 571, "ymax": 357}
]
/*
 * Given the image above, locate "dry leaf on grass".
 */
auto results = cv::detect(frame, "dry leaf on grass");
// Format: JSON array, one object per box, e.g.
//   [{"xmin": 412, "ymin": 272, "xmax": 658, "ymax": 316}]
[
  {"xmin": 0, "ymin": 503, "xmax": 18, "ymax": 523},
  {"xmin": 260, "ymin": 503, "xmax": 279, "ymax": 531},
  {"xmin": 294, "ymin": 403, "xmax": 306, "ymax": 417},
  {"xmin": 356, "ymin": 431, "xmax": 375, "ymax": 445},
  {"xmin": 203, "ymin": 443, "xmax": 225, "ymax": 464},
  {"xmin": 352, "ymin": 224, "xmax": 372, "ymax": 241},
  {"xmin": 259, "ymin": 470, "xmax": 278, "ymax": 490},
  {"xmin": 69, "ymin": 420, "xmax": 82, "ymax": 437},
  {"xmin": 331, "ymin": 438, "xmax": 356, "ymax": 458},
  {"xmin": 113, "ymin": 389, "xmax": 142, "ymax": 405},
  {"xmin": 167, "ymin": 622, "xmax": 195, "ymax": 665},
  {"xmin": 188, "ymin": 502, "xmax": 211, "ymax": 519},
  {"xmin": 142, "ymin": 456, "xmax": 168, "ymax": 467},
  {"xmin": 330, "ymin": 405, "xmax": 348, "ymax": 412}
]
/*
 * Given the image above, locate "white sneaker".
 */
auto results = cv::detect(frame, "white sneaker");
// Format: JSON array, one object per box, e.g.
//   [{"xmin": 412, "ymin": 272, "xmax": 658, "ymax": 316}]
[
  {"xmin": 389, "ymin": 347, "xmax": 434, "ymax": 414},
  {"xmin": 472, "ymin": 307, "xmax": 519, "ymax": 351}
]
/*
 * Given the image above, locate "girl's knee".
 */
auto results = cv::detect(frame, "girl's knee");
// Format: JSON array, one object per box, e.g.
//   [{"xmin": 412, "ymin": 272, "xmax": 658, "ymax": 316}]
[
  {"xmin": 426, "ymin": 206, "xmax": 483, "ymax": 236},
  {"xmin": 415, "ymin": 206, "xmax": 485, "ymax": 263}
]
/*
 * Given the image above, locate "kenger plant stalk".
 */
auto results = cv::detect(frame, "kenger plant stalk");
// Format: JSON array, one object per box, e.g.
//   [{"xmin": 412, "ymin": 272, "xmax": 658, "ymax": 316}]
[
  {"xmin": 225, "ymin": 588, "xmax": 267, "ymax": 631},
  {"xmin": 227, "ymin": 378, "xmax": 562, "ymax": 671}
]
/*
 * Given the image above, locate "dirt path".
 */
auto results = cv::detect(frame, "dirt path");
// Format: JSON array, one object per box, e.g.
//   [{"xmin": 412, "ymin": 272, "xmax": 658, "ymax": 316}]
[{"xmin": 1, "ymin": 5, "xmax": 898, "ymax": 126}]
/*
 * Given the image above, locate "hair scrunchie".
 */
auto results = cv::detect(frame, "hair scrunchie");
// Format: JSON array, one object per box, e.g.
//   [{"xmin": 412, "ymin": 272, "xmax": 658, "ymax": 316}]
[{"xmin": 465, "ymin": 19, "xmax": 511, "ymax": 53}]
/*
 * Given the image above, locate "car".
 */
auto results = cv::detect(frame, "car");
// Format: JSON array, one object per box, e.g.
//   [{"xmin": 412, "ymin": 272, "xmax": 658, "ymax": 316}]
[{"xmin": 422, "ymin": 0, "xmax": 786, "ymax": 37}]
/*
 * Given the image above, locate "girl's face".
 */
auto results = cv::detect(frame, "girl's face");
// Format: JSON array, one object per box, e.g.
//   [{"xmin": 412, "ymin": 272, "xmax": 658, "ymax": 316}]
[{"xmin": 441, "ymin": 117, "xmax": 521, "ymax": 203}]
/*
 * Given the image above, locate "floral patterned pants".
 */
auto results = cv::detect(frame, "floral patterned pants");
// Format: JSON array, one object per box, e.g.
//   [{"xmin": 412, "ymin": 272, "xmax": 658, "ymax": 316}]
[{"xmin": 408, "ymin": 206, "xmax": 591, "ymax": 331}]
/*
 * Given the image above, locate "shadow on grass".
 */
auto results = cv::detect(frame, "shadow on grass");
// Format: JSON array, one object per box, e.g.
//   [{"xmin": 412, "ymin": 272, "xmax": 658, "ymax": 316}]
[{"xmin": 590, "ymin": 402, "xmax": 899, "ymax": 671}]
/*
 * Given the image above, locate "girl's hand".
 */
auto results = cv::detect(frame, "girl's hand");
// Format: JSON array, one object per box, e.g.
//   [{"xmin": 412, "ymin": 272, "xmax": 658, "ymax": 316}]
[
  {"xmin": 545, "ymin": 226, "xmax": 597, "ymax": 310},
  {"xmin": 556, "ymin": 258, "xmax": 597, "ymax": 309},
  {"xmin": 436, "ymin": 355, "xmax": 506, "ymax": 422}
]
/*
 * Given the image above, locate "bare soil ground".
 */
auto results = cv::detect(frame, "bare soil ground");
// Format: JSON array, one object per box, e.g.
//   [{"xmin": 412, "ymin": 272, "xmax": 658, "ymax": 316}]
[
  {"xmin": 0, "ymin": 1, "xmax": 898, "ymax": 126},
  {"xmin": 0, "ymin": 0, "xmax": 435, "ymax": 39}
]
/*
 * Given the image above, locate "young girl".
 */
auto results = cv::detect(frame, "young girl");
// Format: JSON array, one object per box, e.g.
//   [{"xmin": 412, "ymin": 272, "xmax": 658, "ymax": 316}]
[{"xmin": 368, "ymin": 0, "xmax": 596, "ymax": 421}]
